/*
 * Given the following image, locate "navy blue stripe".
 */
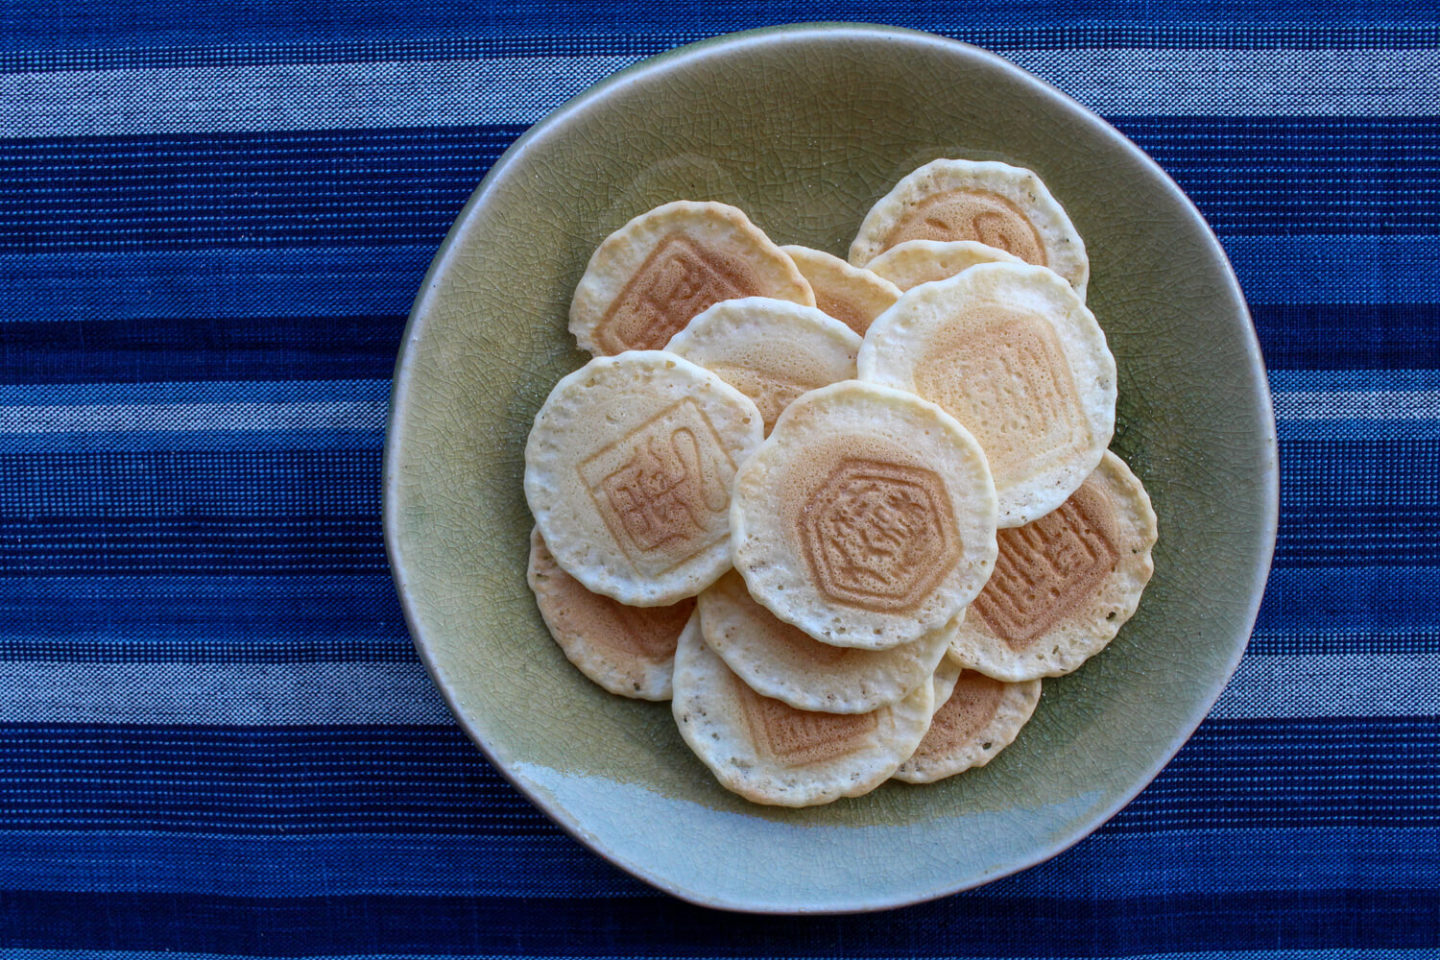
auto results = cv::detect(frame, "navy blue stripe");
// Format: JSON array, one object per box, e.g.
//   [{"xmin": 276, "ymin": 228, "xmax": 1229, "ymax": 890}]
[
  {"xmin": 7, "ymin": 25, "xmax": 1440, "ymax": 73},
  {"xmin": 1114, "ymin": 117, "xmax": 1440, "ymax": 235},
  {"xmin": 0, "ymin": 305, "xmax": 1435, "ymax": 387},
  {"xmin": 1255, "ymin": 304, "xmax": 1440, "ymax": 370},
  {"xmin": 4, "ymin": 432, "xmax": 1435, "ymax": 574},
  {"xmin": 0, "ymin": 451, "xmax": 381, "ymax": 517},
  {"xmin": 3, "ymin": 0, "xmax": 1438, "ymax": 54},
  {"xmin": 0, "ymin": 719, "xmax": 1433, "ymax": 835},
  {"xmin": 0, "ymin": 314, "xmax": 406, "ymax": 385},
  {"xmin": 0, "ymin": 575, "xmax": 409, "ymax": 663},
  {"xmin": 2, "ymin": 119, "xmax": 1436, "ymax": 253},
  {"xmin": 0, "ymin": 573, "xmax": 1422, "ymax": 663},
  {"xmin": 1257, "ymin": 566, "xmax": 1440, "ymax": 635},
  {"xmin": 1, "ymin": 888, "xmax": 1435, "ymax": 953}
]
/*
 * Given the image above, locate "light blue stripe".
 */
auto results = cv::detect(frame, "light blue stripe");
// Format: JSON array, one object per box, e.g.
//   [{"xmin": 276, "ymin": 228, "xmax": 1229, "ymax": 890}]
[
  {"xmin": 0, "ymin": 827, "xmax": 1433, "ymax": 900},
  {"xmin": 0, "ymin": 401, "xmax": 384, "ymax": 434},
  {"xmin": 4, "ymin": 49, "xmax": 1437, "ymax": 138},
  {"xmin": 1211, "ymin": 654, "xmax": 1440, "ymax": 719},
  {"xmin": 0, "ymin": 662, "xmax": 451, "ymax": 725},
  {"xmin": 0, "ymin": 56, "xmax": 637, "ymax": 137},
  {"xmin": 1270, "ymin": 369, "xmax": 1440, "ymax": 392},
  {"xmin": 1, "ymin": 653, "xmax": 1431, "ymax": 725}
]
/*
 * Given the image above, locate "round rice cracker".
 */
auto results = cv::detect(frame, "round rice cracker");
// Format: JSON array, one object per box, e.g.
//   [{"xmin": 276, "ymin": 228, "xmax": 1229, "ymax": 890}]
[
  {"xmin": 524, "ymin": 351, "xmax": 763, "ymax": 607},
  {"xmin": 671, "ymin": 621, "xmax": 934, "ymax": 807},
  {"xmin": 858, "ymin": 263, "xmax": 1116, "ymax": 528},
  {"xmin": 697, "ymin": 569, "xmax": 955, "ymax": 714},
  {"xmin": 665, "ymin": 297, "xmax": 861, "ymax": 436},
  {"xmin": 779, "ymin": 245, "xmax": 901, "ymax": 336},
  {"xmin": 849, "ymin": 158, "xmax": 1088, "ymax": 297},
  {"xmin": 730, "ymin": 380, "xmax": 998, "ymax": 651},
  {"xmin": 570, "ymin": 201, "xmax": 814, "ymax": 356},
  {"xmin": 893, "ymin": 656, "xmax": 1041, "ymax": 783},
  {"xmin": 865, "ymin": 238, "xmax": 1023, "ymax": 292},
  {"xmin": 949, "ymin": 450, "xmax": 1158, "ymax": 682},
  {"xmin": 528, "ymin": 527, "xmax": 693, "ymax": 700}
]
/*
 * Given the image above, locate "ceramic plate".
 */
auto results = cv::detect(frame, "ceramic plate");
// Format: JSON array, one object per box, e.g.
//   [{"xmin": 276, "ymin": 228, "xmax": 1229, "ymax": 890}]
[{"xmin": 383, "ymin": 24, "xmax": 1278, "ymax": 913}]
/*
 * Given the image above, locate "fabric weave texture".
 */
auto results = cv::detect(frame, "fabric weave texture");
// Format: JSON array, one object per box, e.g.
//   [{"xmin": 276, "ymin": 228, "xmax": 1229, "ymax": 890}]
[{"xmin": 2, "ymin": 1, "xmax": 1438, "ymax": 954}]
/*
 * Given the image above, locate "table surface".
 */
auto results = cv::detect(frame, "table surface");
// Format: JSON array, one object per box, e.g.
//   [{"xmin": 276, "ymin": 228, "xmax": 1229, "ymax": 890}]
[{"xmin": 3, "ymin": 1, "xmax": 1437, "ymax": 955}]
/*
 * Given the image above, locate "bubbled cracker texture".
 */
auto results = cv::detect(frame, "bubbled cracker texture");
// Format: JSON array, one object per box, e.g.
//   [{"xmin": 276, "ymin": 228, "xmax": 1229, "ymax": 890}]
[
  {"xmin": 779, "ymin": 245, "xmax": 901, "ymax": 335},
  {"xmin": 570, "ymin": 201, "xmax": 814, "ymax": 356},
  {"xmin": 524, "ymin": 351, "xmax": 763, "ymax": 606},
  {"xmin": 730, "ymin": 380, "xmax": 998, "ymax": 650},
  {"xmin": 698, "ymin": 569, "xmax": 954, "ymax": 713},
  {"xmin": 665, "ymin": 297, "xmax": 861, "ymax": 434}
]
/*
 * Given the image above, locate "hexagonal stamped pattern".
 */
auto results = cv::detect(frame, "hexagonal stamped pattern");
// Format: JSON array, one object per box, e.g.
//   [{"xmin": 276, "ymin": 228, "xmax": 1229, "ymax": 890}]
[{"xmin": 800, "ymin": 458, "xmax": 960, "ymax": 612}]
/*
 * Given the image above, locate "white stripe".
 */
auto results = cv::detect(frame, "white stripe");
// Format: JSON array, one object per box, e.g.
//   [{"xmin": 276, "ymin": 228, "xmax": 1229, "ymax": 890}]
[
  {"xmin": 4, "ymin": 389, "xmax": 1433, "ymax": 435},
  {"xmin": 1273, "ymin": 390, "xmax": 1440, "ymax": 420},
  {"xmin": 0, "ymin": 401, "xmax": 386, "ymax": 434},
  {"xmin": 0, "ymin": 662, "xmax": 451, "ymax": 725},
  {"xmin": 1211, "ymin": 654, "xmax": 1440, "ymax": 720},
  {"xmin": 0, "ymin": 56, "xmax": 636, "ymax": 137},
  {"xmin": 1008, "ymin": 48, "xmax": 1440, "ymax": 117},
  {"xmin": 2, "ymin": 654, "xmax": 1433, "ymax": 725},
  {"xmin": 3, "ymin": 48, "xmax": 1435, "ymax": 137}
]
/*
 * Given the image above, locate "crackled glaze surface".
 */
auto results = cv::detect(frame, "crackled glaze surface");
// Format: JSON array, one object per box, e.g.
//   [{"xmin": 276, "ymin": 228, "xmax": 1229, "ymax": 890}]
[{"xmin": 384, "ymin": 24, "xmax": 1276, "ymax": 913}]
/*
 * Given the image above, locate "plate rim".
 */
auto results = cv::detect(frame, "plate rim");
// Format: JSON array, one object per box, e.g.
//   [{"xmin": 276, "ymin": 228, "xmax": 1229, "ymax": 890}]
[{"xmin": 382, "ymin": 21, "xmax": 1281, "ymax": 914}]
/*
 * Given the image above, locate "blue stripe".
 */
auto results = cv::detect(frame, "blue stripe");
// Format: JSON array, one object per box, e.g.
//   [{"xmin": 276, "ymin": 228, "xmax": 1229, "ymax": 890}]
[
  {"xmin": 7, "ymin": 26, "xmax": 1440, "ymax": 74},
  {"xmin": 0, "ymin": 247, "xmax": 433, "ymax": 323},
  {"xmin": 18, "ymin": 956, "xmax": 1429, "ymax": 960},
  {"xmin": 3, "ymin": 0, "xmax": 1437, "ymax": 53},
  {"xmin": 1257, "ymin": 305, "xmax": 1440, "ymax": 371},
  {"xmin": 0, "ymin": 308, "xmax": 1434, "ymax": 396},
  {"xmin": 0, "ymin": 379, "xmax": 388, "ymax": 405},
  {"xmin": 1, "ymin": 239, "xmax": 1433, "ymax": 327},
  {"xmin": 0, "ymin": 720, "xmax": 1433, "ymax": 835},
  {"xmin": 0, "ymin": 575, "xmax": 408, "ymax": 663},
  {"xmin": 1258, "ymin": 567, "xmax": 1440, "ymax": 635},
  {"xmin": 0, "ymin": 315, "xmax": 406, "ymax": 386},
  {"xmin": 1248, "ymin": 626, "xmax": 1440, "ymax": 655},
  {"xmin": 0, "ymin": 888, "xmax": 1435, "ymax": 953},
  {"xmin": 0, "ymin": 128, "xmax": 518, "ymax": 253},
  {"xmin": 0, "ymin": 576, "xmax": 1424, "ymax": 665},
  {"xmin": 2, "ymin": 120, "xmax": 1434, "ymax": 252},
  {"xmin": 0, "ymin": 826, "xmax": 1433, "ymax": 900},
  {"xmin": 3, "ymin": 431, "xmax": 1435, "ymax": 574}
]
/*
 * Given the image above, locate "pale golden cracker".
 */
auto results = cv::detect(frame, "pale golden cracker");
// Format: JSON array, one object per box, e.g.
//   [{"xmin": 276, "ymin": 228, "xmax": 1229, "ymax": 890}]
[
  {"xmin": 524, "ymin": 351, "xmax": 763, "ymax": 606},
  {"xmin": 697, "ymin": 569, "xmax": 954, "ymax": 714},
  {"xmin": 865, "ymin": 238, "xmax": 1022, "ymax": 292},
  {"xmin": 730, "ymin": 380, "xmax": 998, "ymax": 650},
  {"xmin": 570, "ymin": 201, "xmax": 814, "ymax": 356},
  {"xmin": 894, "ymin": 664, "xmax": 1040, "ymax": 783},
  {"xmin": 780, "ymin": 245, "xmax": 901, "ymax": 335},
  {"xmin": 665, "ymin": 297, "xmax": 861, "ymax": 435},
  {"xmin": 950, "ymin": 450, "xmax": 1158, "ymax": 681},
  {"xmin": 849, "ymin": 159, "xmax": 1088, "ymax": 296},
  {"xmin": 671, "ymin": 622, "xmax": 934, "ymax": 807},
  {"xmin": 528, "ymin": 527, "xmax": 692, "ymax": 699},
  {"xmin": 858, "ymin": 263, "xmax": 1116, "ymax": 528}
]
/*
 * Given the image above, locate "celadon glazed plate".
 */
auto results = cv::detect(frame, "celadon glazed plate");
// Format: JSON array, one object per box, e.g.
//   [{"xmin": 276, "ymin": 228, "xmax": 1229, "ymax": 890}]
[{"xmin": 384, "ymin": 24, "xmax": 1278, "ymax": 913}]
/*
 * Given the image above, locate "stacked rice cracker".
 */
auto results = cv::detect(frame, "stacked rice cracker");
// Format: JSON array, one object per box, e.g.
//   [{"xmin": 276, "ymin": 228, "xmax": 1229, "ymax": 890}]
[{"xmin": 525, "ymin": 160, "xmax": 1157, "ymax": 807}]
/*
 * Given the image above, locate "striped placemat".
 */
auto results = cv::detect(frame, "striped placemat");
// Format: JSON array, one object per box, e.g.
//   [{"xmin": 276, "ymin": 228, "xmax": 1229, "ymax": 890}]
[{"xmin": 2, "ymin": 1, "xmax": 1436, "ymax": 954}]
